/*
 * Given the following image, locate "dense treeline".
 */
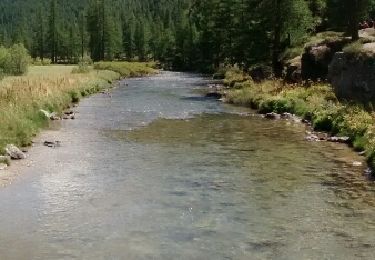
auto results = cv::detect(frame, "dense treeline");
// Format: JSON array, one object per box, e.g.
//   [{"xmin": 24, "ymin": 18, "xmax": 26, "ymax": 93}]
[{"xmin": 1, "ymin": 0, "xmax": 375, "ymax": 72}]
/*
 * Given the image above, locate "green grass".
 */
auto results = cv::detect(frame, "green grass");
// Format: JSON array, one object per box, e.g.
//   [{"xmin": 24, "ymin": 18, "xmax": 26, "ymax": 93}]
[
  {"xmin": 224, "ymin": 68, "xmax": 375, "ymax": 169},
  {"xmin": 0, "ymin": 62, "xmax": 157, "ymax": 156}
]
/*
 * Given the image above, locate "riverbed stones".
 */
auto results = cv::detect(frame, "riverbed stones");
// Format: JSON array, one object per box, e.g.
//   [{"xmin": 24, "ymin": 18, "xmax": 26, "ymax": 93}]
[
  {"xmin": 43, "ymin": 141, "xmax": 61, "ymax": 148},
  {"xmin": 327, "ymin": 136, "xmax": 350, "ymax": 144},
  {"xmin": 5, "ymin": 144, "xmax": 26, "ymax": 160},
  {"xmin": 305, "ymin": 134, "xmax": 320, "ymax": 142},
  {"xmin": 264, "ymin": 112, "xmax": 281, "ymax": 120}
]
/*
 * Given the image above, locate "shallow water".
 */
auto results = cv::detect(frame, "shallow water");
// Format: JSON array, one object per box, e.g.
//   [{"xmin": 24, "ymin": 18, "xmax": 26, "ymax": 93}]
[{"xmin": 1, "ymin": 72, "xmax": 375, "ymax": 259}]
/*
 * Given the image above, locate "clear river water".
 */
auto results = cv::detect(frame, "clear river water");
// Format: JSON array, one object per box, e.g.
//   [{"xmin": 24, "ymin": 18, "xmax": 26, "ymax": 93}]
[{"xmin": 0, "ymin": 72, "xmax": 375, "ymax": 259}]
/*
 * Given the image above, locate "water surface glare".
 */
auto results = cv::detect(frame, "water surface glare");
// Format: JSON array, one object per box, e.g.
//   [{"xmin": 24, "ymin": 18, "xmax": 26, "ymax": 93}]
[{"xmin": 1, "ymin": 72, "xmax": 375, "ymax": 259}]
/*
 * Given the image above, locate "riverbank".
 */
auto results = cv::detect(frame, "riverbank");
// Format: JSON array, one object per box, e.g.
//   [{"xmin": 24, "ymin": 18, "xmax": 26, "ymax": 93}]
[
  {"xmin": 0, "ymin": 62, "xmax": 157, "ymax": 164},
  {"xmin": 221, "ymin": 68, "xmax": 375, "ymax": 171}
]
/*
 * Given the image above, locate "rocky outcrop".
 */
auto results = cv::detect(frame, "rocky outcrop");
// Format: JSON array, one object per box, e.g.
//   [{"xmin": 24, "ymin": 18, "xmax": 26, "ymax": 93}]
[
  {"xmin": 249, "ymin": 66, "xmax": 273, "ymax": 82},
  {"xmin": 301, "ymin": 38, "xmax": 350, "ymax": 81},
  {"xmin": 285, "ymin": 56, "xmax": 302, "ymax": 83},
  {"xmin": 5, "ymin": 144, "xmax": 26, "ymax": 160},
  {"xmin": 328, "ymin": 51, "xmax": 375, "ymax": 102}
]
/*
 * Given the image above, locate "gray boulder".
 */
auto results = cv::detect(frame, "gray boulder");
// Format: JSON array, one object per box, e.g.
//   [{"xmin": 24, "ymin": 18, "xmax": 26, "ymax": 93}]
[
  {"xmin": 5, "ymin": 144, "xmax": 26, "ymax": 160},
  {"xmin": 329, "ymin": 51, "xmax": 375, "ymax": 102},
  {"xmin": 302, "ymin": 38, "xmax": 349, "ymax": 81}
]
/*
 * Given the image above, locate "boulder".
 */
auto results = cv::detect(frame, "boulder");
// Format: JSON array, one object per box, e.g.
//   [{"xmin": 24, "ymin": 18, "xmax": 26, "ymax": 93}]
[
  {"xmin": 5, "ymin": 144, "xmax": 26, "ymax": 160},
  {"xmin": 302, "ymin": 38, "xmax": 349, "ymax": 81},
  {"xmin": 329, "ymin": 51, "xmax": 375, "ymax": 102},
  {"xmin": 249, "ymin": 65, "xmax": 273, "ymax": 82},
  {"xmin": 285, "ymin": 56, "xmax": 302, "ymax": 83}
]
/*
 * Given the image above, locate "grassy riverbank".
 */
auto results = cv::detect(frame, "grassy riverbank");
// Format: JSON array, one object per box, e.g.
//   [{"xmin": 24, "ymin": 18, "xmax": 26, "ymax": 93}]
[
  {"xmin": 94, "ymin": 61, "xmax": 156, "ymax": 77},
  {"xmin": 0, "ymin": 62, "xmax": 156, "ymax": 154},
  {"xmin": 223, "ymin": 69, "xmax": 375, "ymax": 169}
]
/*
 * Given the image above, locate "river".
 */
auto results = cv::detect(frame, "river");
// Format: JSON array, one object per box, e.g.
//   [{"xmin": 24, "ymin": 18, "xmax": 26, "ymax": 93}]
[{"xmin": 0, "ymin": 72, "xmax": 375, "ymax": 259}]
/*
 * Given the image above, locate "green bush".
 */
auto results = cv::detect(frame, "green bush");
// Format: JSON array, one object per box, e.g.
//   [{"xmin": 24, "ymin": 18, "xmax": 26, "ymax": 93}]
[
  {"xmin": 0, "ymin": 44, "xmax": 31, "ymax": 76},
  {"xmin": 8, "ymin": 43, "xmax": 31, "ymax": 75},
  {"xmin": 72, "ymin": 56, "xmax": 93, "ymax": 74}
]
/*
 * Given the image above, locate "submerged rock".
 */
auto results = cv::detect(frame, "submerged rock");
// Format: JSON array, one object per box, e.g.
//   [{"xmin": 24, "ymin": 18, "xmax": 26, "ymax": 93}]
[
  {"xmin": 5, "ymin": 144, "xmax": 26, "ymax": 160},
  {"xmin": 280, "ymin": 112, "xmax": 294, "ymax": 120},
  {"xmin": 264, "ymin": 112, "xmax": 281, "ymax": 120},
  {"xmin": 305, "ymin": 134, "xmax": 320, "ymax": 142},
  {"xmin": 205, "ymin": 92, "xmax": 222, "ymax": 99},
  {"xmin": 43, "ymin": 141, "xmax": 61, "ymax": 148},
  {"xmin": 62, "ymin": 113, "xmax": 75, "ymax": 120}
]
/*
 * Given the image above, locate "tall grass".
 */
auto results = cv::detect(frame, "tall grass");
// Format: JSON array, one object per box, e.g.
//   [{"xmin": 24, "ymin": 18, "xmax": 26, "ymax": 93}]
[
  {"xmin": 224, "ymin": 70, "xmax": 375, "ymax": 169},
  {"xmin": 0, "ymin": 65, "xmax": 121, "ymax": 153}
]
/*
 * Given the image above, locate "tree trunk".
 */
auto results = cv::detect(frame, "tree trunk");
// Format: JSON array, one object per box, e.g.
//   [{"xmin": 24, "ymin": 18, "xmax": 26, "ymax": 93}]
[
  {"xmin": 349, "ymin": 0, "xmax": 359, "ymax": 41},
  {"xmin": 272, "ymin": 0, "xmax": 283, "ymax": 77}
]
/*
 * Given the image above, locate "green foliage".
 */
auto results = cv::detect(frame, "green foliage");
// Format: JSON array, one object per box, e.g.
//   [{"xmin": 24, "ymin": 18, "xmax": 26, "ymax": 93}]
[
  {"xmin": 0, "ymin": 43, "xmax": 31, "ymax": 76},
  {"xmin": 72, "ymin": 56, "xmax": 93, "ymax": 74},
  {"xmin": 343, "ymin": 41, "xmax": 366, "ymax": 56}
]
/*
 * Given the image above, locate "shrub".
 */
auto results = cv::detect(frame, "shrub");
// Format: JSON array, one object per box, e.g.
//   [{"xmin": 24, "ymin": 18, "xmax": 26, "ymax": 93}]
[
  {"xmin": 0, "ymin": 44, "xmax": 32, "ymax": 76},
  {"xmin": 72, "ymin": 56, "xmax": 93, "ymax": 74}
]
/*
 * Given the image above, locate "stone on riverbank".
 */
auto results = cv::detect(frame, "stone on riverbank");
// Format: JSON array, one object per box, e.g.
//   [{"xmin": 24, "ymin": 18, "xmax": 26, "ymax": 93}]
[
  {"xmin": 327, "ymin": 136, "xmax": 350, "ymax": 144},
  {"xmin": 5, "ymin": 144, "xmax": 26, "ymax": 160},
  {"xmin": 264, "ymin": 112, "xmax": 281, "ymax": 120},
  {"xmin": 40, "ymin": 109, "xmax": 61, "ymax": 121}
]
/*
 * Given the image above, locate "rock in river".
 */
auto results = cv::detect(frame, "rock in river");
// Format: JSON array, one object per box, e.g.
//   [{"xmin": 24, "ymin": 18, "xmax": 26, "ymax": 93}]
[
  {"xmin": 327, "ymin": 136, "xmax": 350, "ymax": 144},
  {"xmin": 43, "ymin": 141, "xmax": 61, "ymax": 148},
  {"xmin": 5, "ymin": 144, "xmax": 26, "ymax": 160},
  {"xmin": 264, "ymin": 112, "xmax": 281, "ymax": 120}
]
